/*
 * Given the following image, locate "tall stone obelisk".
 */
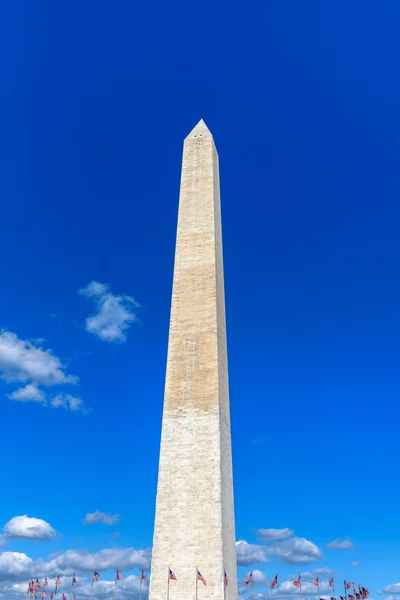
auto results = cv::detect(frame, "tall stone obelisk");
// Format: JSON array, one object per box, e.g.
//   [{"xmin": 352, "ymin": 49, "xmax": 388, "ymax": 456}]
[{"xmin": 149, "ymin": 120, "xmax": 237, "ymax": 600}]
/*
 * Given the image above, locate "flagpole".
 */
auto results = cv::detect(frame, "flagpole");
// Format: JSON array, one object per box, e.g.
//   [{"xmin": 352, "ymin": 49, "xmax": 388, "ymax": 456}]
[
  {"xmin": 223, "ymin": 570, "xmax": 226, "ymax": 600},
  {"xmin": 196, "ymin": 566, "xmax": 198, "ymax": 600},
  {"xmin": 90, "ymin": 575, "xmax": 94, "ymax": 600},
  {"xmin": 252, "ymin": 574, "xmax": 254, "ymax": 600},
  {"xmin": 113, "ymin": 575, "xmax": 117, "ymax": 600},
  {"xmin": 300, "ymin": 580, "xmax": 302, "ymax": 600},
  {"xmin": 140, "ymin": 574, "xmax": 143, "ymax": 600},
  {"xmin": 167, "ymin": 567, "xmax": 170, "ymax": 600},
  {"xmin": 344, "ymin": 581, "xmax": 348, "ymax": 600}
]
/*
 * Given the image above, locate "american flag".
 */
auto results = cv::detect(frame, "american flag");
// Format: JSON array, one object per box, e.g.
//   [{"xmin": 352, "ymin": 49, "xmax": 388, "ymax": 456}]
[
  {"xmin": 35, "ymin": 580, "xmax": 41, "ymax": 590},
  {"xmin": 44, "ymin": 578, "xmax": 49, "ymax": 587},
  {"xmin": 356, "ymin": 594, "xmax": 361, "ymax": 599},
  {"xmin": 345, "ymin": 582, "xmax": 351, "ymax": 590},
  {"xmin": 62, "ymin": 594, "xmax": 67, "ymax": 600},
  {"xmin": 141, "ymin": 570, "xmax": 147, "ymax": 582},
  {"xmin": 293, "ymin": 576, "xmax": 301, "ymax": 589},
  {"xmin": 312, "ymin": 577, "xmax": 319, "ymax": 587},
  {"xmin": 349, "ymin": 595, "xmax": 356, "ymax": 599},
  {"xmin": 41, "ymin": 593, "xmax": 47, "ymax": 599},
  {"xmin": 330, "ymin": 597, "xmax": 336, "ymax": 600},
  {"xmin": 224, "ymin": 572, "xmax": 229, "ymax": 588},
  {"xmin": 197, "ymin": 571, "xmax": 207, "ymax": 586},
  {"xmin": 340, "ymin": 597, "xmax": 346, "ymax": 600},
  {"xmin": 29, "ymin": 582, "xmax": 35, "ymax": 593},
  {"xmin": 329, "ymin": 578, "xmax": 335, "ymax": 589},
  {"xmin": 93, "ymin": 572, "xmax": 100, "ymax": 582},
  {"xmin": 116, "ymin": 571, "xmax": 123, "ymax": 581},
  {"xmin": 72, "ymin": 574, "xmax": 77, "ymax": 585},
  {"xmin": 245, "ymin": 572, "xmax": 253, "ymax": 585},
  {"xmin": 55, "ymin": 577, "xmax": 60, "ymax": 587},
  {"xmin": 271, "ymin": 575, "xmax": 278, "ymax": 589},
  {"xmin": 169, "ymin": 570, "xmax": 177, "ymax": 581},
  {"xmin": 49, "ymin": 594, "xmax": 53, "ymax": 598}
]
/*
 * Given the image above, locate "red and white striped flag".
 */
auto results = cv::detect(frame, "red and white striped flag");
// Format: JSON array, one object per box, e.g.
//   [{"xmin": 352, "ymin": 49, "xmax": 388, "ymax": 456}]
[
  {"xmin": 169, "ymin": 570, "xmax": 177, "ymax": 581},
  {"xmin": 141, "ymin": 570, "xmax": 147, "ymax": 582},
  {"xmin": 72, "ymin": 574, "xmax": 77, "ymax": 585},
  {"xmin": 245, "ymin": 572, "xmax": 253, "ymax": 585},
  {"xmin": 55, "ymin": 577, "xmax": 60, "ymax": 588},
  {"xmin": 197, "ymin": 571, "xmax": 207, "ymax": 586},
  {"xmin": 293, "ymin": 576, "xmax": 301, "ymax": 589},
  {"xmin": 116, "ymin": 571, "xmax": 123, "ymax": 581},
  {"xmin": 271, "ymin": 575, "xmax": 278, "ymax": 589},
  {"xmin": 44, "ymin": 578, "xmax": 48, "ymax": 587},
  {"xmin": 312, "ymin": 577, "xmax": 319, "ymax": 587},
  {"xmin": 93, "ymin": 572, "xmax": 100, "ymax": 582},
  {"xmin": 330, "ymin": 578, "xmax": 335, "ymax": 589},
  {"xmin": 224, "ymin": 572, "xmax": 229, "ymax": 589},
  {"xmin": 41, "ymin": 592, "xmax": 47, "ymax": 599}
]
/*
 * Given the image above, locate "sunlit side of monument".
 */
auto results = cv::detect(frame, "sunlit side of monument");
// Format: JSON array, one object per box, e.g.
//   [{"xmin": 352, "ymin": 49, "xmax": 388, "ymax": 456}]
[{"xmin": 149, "ymin": 120, "xmax": 237, "ymax": 600}]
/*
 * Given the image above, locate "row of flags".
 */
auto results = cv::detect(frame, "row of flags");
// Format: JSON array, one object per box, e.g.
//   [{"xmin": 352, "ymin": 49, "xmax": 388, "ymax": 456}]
[
  {"xmin": 245, "ymin": 573, "xmax": 369, "ymax": 599},
  {"xmin": 168, "ymin": 569, "xmax": 212, "ymax": 587},
  {"xmin": 27, "ymin": 570, "xmax": 148, "ymax": 598}
]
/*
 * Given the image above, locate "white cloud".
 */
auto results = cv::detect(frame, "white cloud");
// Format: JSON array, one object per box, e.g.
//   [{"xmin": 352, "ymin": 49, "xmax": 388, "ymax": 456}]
[
  {"xmin": 279, "ymin": 580, "xmax": 331, "ymax": 596},
  {"xmin": 84, "ymin": 510, "xmax": 120, "ymax": 526},
  {"xmin": 327, "ymin": 538, "xmax": 353, "ymax": 550},
  {"xmin": 351, "ymin": 561, "xmax": 361, "ymax": 567},
  {"xmin": 257, "ymin": 528, "xmax": 294, "ymax": 542},
  {"xmin": 251, "ymin": 570, "xmax": 269, "ymax": 585},
  {"xmin": 40, "ymin": 547, "xmax": 150, "ymax": 574},
  {"xmin": 79, "ymin": 281, "xmax": 139, "ymax": 342},
  {"xmin": 236, "ymin": 541, "xmax": 271, "ymax": 566},
  {"xmin": 384, "ymin": 596, "xmax": 400, "ymax": 600},
  {"xmin": 272, "ymin": 537, "xmax": 323, "ymax": 564},
  {"xmin": 0, "ymin": 549, "xmax": 150, "ymax": 600},
  {"xmin": 0, "ymin": 331, "xmax": 83, "ymax": 412},
  {"xmin": 8, "ymin": 384, "xmax": 45, "ymax": 402},
  {"xmin": 381, "ymin": 586, "xmax": 400, "ymax": 595},
  {"xmin": 289, "ymin": 568, "xmax": 336, "ymax": 581},
  {"xmin": 0, "ymin": 331, "xmax": 78, "ymax": 386},
  {"xmin": 0, "ymin": 552, "xmax": 34, "ymax": 579},
  {"xmin": 50, "ymin": 394, "xmax": 86, "ymax": 413},
  {"xmin": 2, "ymin": 516, "xmax": 56, "ymax": 542}
]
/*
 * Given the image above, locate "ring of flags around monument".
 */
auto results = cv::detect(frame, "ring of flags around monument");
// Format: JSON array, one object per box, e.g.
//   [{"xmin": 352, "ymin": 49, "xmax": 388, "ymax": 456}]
[
  {"xmin": 27, "ymin": 572, "xmax": 369, "ymax": 599},
  {"xmin": 26, "ymin": 570, "xmax": 148, "ymax": 600},
  {"xmin": 243, "ymin": 573, "xmax": 369, "ymax": 600}
]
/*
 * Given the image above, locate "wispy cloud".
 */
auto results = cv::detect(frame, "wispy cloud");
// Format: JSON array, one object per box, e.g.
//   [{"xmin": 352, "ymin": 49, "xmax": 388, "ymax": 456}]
[
  {"xmin": 83, "ymin": 510, "xmax": 120, "ymax": 526},
  {"xmin": 79, "ymin": 281, "xmax": 139, "ymax": 342},
  {"xmin": 257, "ymin": 528, "xmax": 294, "ymax": 542},
  {"xmin": 327, "ymin": 538, "xmax": 353, "ymax": 550}
]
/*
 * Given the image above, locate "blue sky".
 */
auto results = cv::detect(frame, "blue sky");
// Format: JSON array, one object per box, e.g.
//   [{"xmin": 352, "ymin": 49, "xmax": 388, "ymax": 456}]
[{"xmin": 1, "ymin": 1, "xmax": 400, "ymax": 599}]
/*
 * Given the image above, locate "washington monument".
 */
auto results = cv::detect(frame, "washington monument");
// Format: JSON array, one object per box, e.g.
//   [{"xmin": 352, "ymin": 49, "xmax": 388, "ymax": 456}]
[{"xmin": 149, "ymin": 120, "xmax": 237, "ymax": 600}]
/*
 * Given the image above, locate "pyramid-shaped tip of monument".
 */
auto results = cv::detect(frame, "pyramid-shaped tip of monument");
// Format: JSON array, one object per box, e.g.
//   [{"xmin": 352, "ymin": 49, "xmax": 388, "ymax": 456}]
[{"xmin": 186, "ymin": 119, "xmax": 213, "ymax": 139}]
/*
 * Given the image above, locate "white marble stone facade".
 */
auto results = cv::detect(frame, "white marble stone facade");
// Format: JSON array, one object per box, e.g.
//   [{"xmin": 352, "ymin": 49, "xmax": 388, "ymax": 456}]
[{"xmin": 149, "ymin": 120, "xmax": 237, "ymax": 600}]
